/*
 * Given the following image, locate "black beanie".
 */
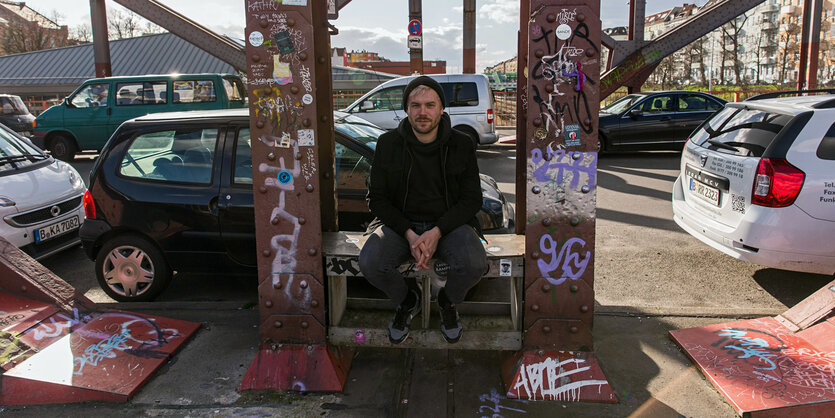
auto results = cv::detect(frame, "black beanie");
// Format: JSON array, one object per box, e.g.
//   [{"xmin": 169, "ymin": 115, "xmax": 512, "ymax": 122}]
[{"xmin": 401, "ymin": 76, "xmax": 446, "ymax": 110}]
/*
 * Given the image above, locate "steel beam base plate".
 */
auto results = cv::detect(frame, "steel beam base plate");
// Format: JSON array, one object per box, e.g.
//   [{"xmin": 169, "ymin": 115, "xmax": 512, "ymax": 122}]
[
  {"xmin": 239, "ymin": 344, "xmax": 354, "ymax": 392},
  {"xmin": 501, "ymin": 349, "xmax": 617, "ymax": 402},
  {"xmin": 670, "ymin": 316, "xmax": 835, "ymax": 416}
]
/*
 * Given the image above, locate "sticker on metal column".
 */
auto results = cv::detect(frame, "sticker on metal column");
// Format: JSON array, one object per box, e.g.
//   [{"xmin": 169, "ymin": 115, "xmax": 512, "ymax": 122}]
[
  {"xmin": 277, "ymin": 170, "xmax": 293, "ymax": 185},
  {"xmin": 500, "ymin": 259, "xmax": 512, "ymax": 276},
  {"xmin": 273, "ymin": 56, "xmax": 292, "ymax": 85},
  {"xmin": 302, "ymin": 94, "xmax": 313, "ymax": 105},
  {"xmin": 534, "ymin": 127, "xmax": 548, "ymax": 140},
  {"xmin": 249, "ymin": 31, "xmax": 264, "ymax": 47},
  {"xmin": 556, "ymin": 24, "xmax": 572, "ymax": 40},
  {"xmin": 564, "ymin": 124, "xmax": 581, "ymax": 147},
  {"xmin": 284, "ymin": 0, "xmax": 308, "ymax": 5},
  {"xmin": 274, "ymin": 30, "xmax": 295, "ymax": 55},
  {"xmin": 298, "ymin": 129, "xmax": 315, "ymax": 146},
  {"xmin": 354, "ymin": 329, "xmax": 366, "ymax": 343}
]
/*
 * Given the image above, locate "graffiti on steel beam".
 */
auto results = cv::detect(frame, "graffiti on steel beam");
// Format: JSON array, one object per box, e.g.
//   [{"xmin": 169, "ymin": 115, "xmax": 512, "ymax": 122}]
[
  {"xmin": 509, "ymin": 355, "xmax": 608, "ymax": 400},
  {"xmin": 600, "ymin": 49, "xmax": 662, "ymax": 92},
  {"xmin": 537, "ymin": 235, "xmax": 589, "ymax": 285},
  {"xmin": 531, "ymin": 149, "xmax": 596, "ymax": 192},
  {"xmin": 530, "ymin": 10, "xmax": 598, "ymax": 142},
  {"xmin": 478, "ymin": 387, "xmax": 528, "ymax": 417}
]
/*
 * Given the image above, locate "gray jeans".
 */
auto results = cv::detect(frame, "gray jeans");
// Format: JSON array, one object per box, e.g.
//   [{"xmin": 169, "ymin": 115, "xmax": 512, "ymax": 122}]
[{"xmin": 358, "ymin": 224, "xmax": 487, "ymax": 305}]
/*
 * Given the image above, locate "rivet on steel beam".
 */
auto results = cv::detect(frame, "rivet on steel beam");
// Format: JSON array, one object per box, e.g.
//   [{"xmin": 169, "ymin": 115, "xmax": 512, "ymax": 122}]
[
  {"xmin": 271, "ymin": 217, "xmax": 280, "ymax": 225},
  {"xmin": 572, "ymin": 152, "xmax": 581, "ymax": 160},
  {"xmin": 544, "ymin": 84, "xmax": 554, "ymax": 93},
  {"xmin": 298, "ymin": 217, "xmax": 306, "ymax": 225},
  {"xmin": 531, "ymin": 304, "xmax": 539, "ymax": 312},
  {"xmin": 301, "ymin": 321, "xmax": 309, "ymax": 329},
  {"xmin": 543, "ymin": 325, "xmax": 552, "ymax": 333},
  {"xmin": 532, "ymin": 185, "xmax": 541, "ymax": 194},
  {"xmin": 267, "ymin": 152, "xmax": 275, "ymax": 161},
  {"xmin": 581, "ymin": 185, "xmax": 590, "ymax": 194},
  {"xmin": 569, "ymin": 284, "xmax": 579, "ymax": 293},
  {"xmin": 265, "ymin": 300, "xmax": 273, "ymax": 308},
  {"xmin": 311, "ymin": 299, "xmax": 319, "ymax": 308},
  {"xmin": 303, "ymin": 118, "xmax": 311, "ymax": 127},
  {"xmin": 570, "ymin": 217, "xmax": 580, "ymax": 226},
  {"xmin": 259, "ymin": 186, "xmax": 267, "ymax": 193},
  {"xmin": 534, "ymin": 49, "xmax": 544, "ymax": 58},
  {"xmin": 546, "ymin": 13, "xmax": 556, "ymax": 23},
  {"xmin": 252, "ymin": 54, "xmax": 260, "ymax": 63},
  {"xmin": 583, "ymin": 118, "xmax": 591, "ymax": 127},
  {"xmin": 20, "ymin": 285, "xmax": 26, "ymax": 292},
  {"xmin": 537, "ymin": 349, "xmax": 545, "ymax": 356},
  {"xmin": 530, "ymin": 251, "xmax": 540, "ymax": 259},
  {"xmin": 570, "ymin": 326, "xmax": 579, "ymax": 333},
  {"xmin": 259, "ymin": 19, "xmax": 268, "ymax": 28},
  {"xmin": 533, "ymin": 117, "xmax": 542, "ymax": 127},
  {"xmin": 256, "ymin": 120, "xmax": 264, "ymax": 129},
  {"xmin": 273, "ymin": 280, "xmax": 282, "ymax": 289},
  {"xmin": 290, "ymin": 86, "xmax": 299, "ymax": 94},
  {"xmin": 262, "ymin": 249, "xmax": 271, "ymax": 257},
  {"xmin": 287, "ymin": 18, "xmax": 295, "ymax": 26},
  {"xmin": 318, "ymin": 56, "xmax": 326, "ymax": 64},
  {"xmin": 320, "ymin": 115, "xmax": 329, "ymax": 122},
  {"xmin": 580, "ymin": 305, "xmax": 589, "ymax": 313},
  {"xmin": 577, "ymin": 14, "xmax": 585, "ymax": 22},
  {"xmin": 541, "ymin": 283, "xmax": 551, "ymax": 292},
  {"xmin": 323, "ymin": 172, "xmax": 331, "ymax": 179},
  {"xmin": 308, "ymin": 248, "xmax": 317, "ymax": 256},
  {"xmin": 298, "ymin": 52, "xmax": 307, "ymax": 61},
  {"xmin": 299, "ymin": 280, "xmax": 308, "ymax": 289},
  {"xmin": 541, "ymin": 217, "xmax": 551, "ymax": 226},
  {"xmin": 305, "ymin": 184, "xmax": 314, "ymax": 192},
  {"xmin": 274, "ymin": 320, "xmax": 282, "ymax": 328},
  {"xmin": 585, "ymin": 49, "xmax": 594, "ymax": 57}
]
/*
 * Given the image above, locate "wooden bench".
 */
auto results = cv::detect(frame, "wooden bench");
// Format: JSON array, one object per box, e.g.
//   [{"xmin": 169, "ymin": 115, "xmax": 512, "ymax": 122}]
[{"xmin": 323, "ymin": 231, "xmax": 525, "ymax": 350}]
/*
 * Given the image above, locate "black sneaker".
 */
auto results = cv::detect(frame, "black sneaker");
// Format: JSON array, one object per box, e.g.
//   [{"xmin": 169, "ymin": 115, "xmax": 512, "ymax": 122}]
[
  {"xmin": 438, "ymin": 293, "xmax": 462, "ymax": 344},
  {"xmin": 388, "ymin": 289, "xmax": 421, "ymax": 344}
]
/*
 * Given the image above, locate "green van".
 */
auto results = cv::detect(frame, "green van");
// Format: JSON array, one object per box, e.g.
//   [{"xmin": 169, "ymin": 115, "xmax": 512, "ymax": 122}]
[{"xmin": 32, "ymin": 73, "xmax": 246, "ymax": 160}]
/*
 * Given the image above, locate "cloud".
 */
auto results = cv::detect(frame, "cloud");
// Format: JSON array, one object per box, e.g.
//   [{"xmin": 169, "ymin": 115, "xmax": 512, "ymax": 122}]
[{"xmin": 478, "ymin": 0, "xmax": 519, "ymax": 25}]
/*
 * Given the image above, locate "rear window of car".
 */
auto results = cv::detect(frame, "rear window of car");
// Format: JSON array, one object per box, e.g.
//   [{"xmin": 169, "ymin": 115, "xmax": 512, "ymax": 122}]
[
  {"xmin": 173, "ymin": 80, "xmax": 217, "ymax": 104},
  {"xmin": 116, "ymin": 82, "xmax": 167, "ymax": 106},
  {"xmin": 119, "ymin": 128, "xmax": 218, "ymax": 184},
  {"xmin": 691, "ymin": 106, "xmax": 793, "ymax": 157},
  {"xmin": 817, "ymin": 123, "xmax": 835, "ymax": 160},
  {"xmin": 442, "ymin": 82, "xmax": 479, "ymax": 107}
]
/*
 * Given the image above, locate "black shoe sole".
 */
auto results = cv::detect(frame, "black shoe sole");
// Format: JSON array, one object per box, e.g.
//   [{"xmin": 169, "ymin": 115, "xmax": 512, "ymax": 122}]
[{"xmin": 441, "ymin": 331, "xmax": 461, "ymax": 344}]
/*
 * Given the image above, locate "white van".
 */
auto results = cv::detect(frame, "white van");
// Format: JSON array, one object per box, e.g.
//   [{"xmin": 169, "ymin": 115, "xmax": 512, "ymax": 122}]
[{"xmin": 340, "ymin": 74, "xmax": 498, "ymax": 145}]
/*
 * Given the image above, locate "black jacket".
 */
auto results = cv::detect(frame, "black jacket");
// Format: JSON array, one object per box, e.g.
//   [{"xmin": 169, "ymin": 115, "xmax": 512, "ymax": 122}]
[{"xmin": 366, "ymin": 113, "xmax": 483, "ymax": 237}]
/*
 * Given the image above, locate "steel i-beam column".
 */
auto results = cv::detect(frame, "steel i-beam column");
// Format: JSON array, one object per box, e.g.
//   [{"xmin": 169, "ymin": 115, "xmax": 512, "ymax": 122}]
[
  {"xmin": 89, "ymin": 0, "xmax": 111, "ymax": 78},
  {"xmin": 805, "ymin": 0, "xmax": 823, "ymax": 90},
  {"xmin": 239, "ymin": 0, "xmax": 351, "ymax": 393},
  {"xmin": 409, "ymin": 0, "xmax": 424, "ymax": 74},
  {"xmin": 502, "ymin": 0, "xmax": 615, "ymax": 402},
  {"xmin": 463, "ymin": 0, "xmax": 476, "ymax": 74}
]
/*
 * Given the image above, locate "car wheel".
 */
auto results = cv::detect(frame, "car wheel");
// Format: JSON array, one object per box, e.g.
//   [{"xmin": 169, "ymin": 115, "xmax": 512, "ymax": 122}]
[
  {"xmin": 597, "ymin": 135, "xmax": 605, "ymax": 154},
  {"xmin": 95, "ymin": 235, "xmax": 171, "ymax": 302},
  {"xmin": 49, "ymin": 134, "xmax": 77, "ymax": 161}
]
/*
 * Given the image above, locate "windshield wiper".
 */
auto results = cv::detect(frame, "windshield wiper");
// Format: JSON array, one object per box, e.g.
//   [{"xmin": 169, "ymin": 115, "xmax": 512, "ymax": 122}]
[{"xmin": 706, "ymin": 139, "xmax": 741, "ymax": 152}]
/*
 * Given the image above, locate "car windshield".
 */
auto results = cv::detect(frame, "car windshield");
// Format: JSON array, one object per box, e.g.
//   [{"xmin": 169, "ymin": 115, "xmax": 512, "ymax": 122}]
[
  {"xmin": 0, "ymin": 127, "xmax": 47, "ymax": 172},
  {"xmin": 334, "ymin": 114, "xmax": 384, "ymax": 151},
  {"xmin": 0, "ymin": 96, "xmax": 30, "ymax": 115},
  {"xmin": 690, "ymin": 106, "xmax": 793, "ymax": 157},
  {"xmin": 601, "ymin": 94, "xmax": 645, "ymax": 114}
]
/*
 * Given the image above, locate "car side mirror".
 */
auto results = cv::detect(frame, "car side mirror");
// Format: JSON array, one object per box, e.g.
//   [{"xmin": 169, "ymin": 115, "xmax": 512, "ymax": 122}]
[
  {"xmin": 360, "ymin": 101, "xmax": 374, "ymax": 112},
  {"xmin": 64, "ymin": 97, "xmax": 75, "ymax": 108},
  {"xmin": 629, "ymin": 109, "xmax": 643, "ymax": 118}
]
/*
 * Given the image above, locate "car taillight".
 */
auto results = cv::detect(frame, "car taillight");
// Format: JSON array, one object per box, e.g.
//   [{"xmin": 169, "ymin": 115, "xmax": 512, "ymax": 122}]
[
  {"xmin": 487, "ymin": 109, "xmax": 494, "ymax": 125},
  {"xmin": 83, "ymin": 190, "xmax": 96, "ymax": 219},
  {"xmin": 752, "ymin": 158, "xmax": 804, "ymax": 207}
]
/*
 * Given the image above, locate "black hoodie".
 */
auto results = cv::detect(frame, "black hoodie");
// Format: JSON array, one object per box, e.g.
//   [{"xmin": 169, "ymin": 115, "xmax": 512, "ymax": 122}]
[{"xmin": 365, "ymin": 113, "xmax": 483, "ymax": 237}]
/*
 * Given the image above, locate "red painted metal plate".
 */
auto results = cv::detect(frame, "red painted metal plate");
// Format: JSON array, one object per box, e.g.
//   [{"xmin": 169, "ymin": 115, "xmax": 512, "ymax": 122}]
[
  {"xmin": 239, "ymin": 344, "xmax": 353, "ymax": 392},
  {"xmin": 502, "ymin": 349, "xmax": 616, "ymax": 402},
  {"xmin": 1, "ymin": 309, "xmax": 199, "ymax": 405},
  {"xmin": 670, "ymin": 317, "xmax": 835, "ymax": 416}
]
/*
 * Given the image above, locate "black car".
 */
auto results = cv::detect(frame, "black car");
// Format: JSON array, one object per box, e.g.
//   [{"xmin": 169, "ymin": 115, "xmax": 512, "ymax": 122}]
[
  {"xmin": 79, "ymin": 109, "xmax": 514, "ymax": 301},
  {"xmin": 0, "ymin": 94, "xmax": 35, "ymax": 137},
  {"xmin": 598, "ymin": 91, "xmax": 725, "ymax": 152}
]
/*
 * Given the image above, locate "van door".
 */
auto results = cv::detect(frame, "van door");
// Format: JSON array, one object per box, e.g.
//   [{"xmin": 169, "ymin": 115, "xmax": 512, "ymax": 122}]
[
  {"xmin": 217, "ymin": 124, "xmax": 257, "ymax": 267},
  {"xmin": 349, "ymin": 86, "xmax": 406, "ymax": 129},
  {"xmin": 108, "ymin": 81, "xmax": 169, "ymax": 144},
  {"xmin": 64, "ymin": 82, "xmax": 112, "ymax": 150}
]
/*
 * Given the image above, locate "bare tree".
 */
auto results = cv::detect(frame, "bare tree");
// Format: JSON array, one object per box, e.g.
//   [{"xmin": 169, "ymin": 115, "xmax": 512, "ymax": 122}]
[
  {"xmin": 720, "ymin": 13, "xmax": 749, "ymax": 86},
  {"xmin": 778, "ymin": 23, "xmax": 801, "ymax": 84},
  {"xmin": 108, "ymin": 8, "xmax": 165, "ymax": 39},
  {"xmin": 70, "ymin": 23, "xmax": 93, "ymax": 44},
  {"xmin": 684, "ymin": 37, "xmax": 708, "ymax": 85}
]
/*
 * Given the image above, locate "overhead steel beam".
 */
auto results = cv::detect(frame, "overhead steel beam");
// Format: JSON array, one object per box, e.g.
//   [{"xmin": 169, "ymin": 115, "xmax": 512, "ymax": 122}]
[
  {"xmin": 463, "ymin": 0, "xmax": 476, "ymax": 73},
  {"xmin": 90, "ymin": 0, "xmax": 111, "ymax": 78},
  {"xmin": 113, "ymin": 0, "xmax": 246, "ymax": 72},
  {"xmin": 409, "ymin": 0, "xmax": 424, "ymax": 74},
  {"xmin": 600, "ymin": 0, "xmax": 764, "ymax": 98}
]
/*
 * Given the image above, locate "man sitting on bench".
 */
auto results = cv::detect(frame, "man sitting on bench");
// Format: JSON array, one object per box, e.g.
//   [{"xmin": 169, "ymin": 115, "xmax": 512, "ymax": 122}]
[{"xmin": 359, "ymin": 76, "xmax": 487, "ymax": 344}]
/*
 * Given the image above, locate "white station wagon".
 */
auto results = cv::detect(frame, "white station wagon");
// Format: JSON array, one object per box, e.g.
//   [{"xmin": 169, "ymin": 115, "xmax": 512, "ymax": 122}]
[
  {"xmin": 0, "ymin": 124, "xmax": 86, "ymax": 259},
  {"xmin": 673, "ymin": 91, "xmax": 835, "ymax": 275}
]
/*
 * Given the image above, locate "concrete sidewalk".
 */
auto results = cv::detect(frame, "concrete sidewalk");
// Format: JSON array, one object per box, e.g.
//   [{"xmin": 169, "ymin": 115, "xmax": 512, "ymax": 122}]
[{"xmin": 2, "ymin": 302, "xmax": 742, "ymax": 417}]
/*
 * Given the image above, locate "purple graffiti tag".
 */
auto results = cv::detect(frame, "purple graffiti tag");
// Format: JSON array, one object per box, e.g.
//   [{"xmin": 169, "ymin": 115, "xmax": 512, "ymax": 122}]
[
  {"xmin": 531, "ymin": 149, "xmax": 597, "ymax": 190},
  {"xmin": 537, "ymin": 235, "xmax": 590, "ymax": 285},
  {"xmin": 562, "ymin": 61, "xmax": 586, "ymax": 92}
]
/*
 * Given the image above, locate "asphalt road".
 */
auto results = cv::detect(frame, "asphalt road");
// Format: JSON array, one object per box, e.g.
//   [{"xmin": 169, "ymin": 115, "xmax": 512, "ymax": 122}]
[{"xmin": 47, "ymin": 147, "xmax": 832, "ymax": 313}]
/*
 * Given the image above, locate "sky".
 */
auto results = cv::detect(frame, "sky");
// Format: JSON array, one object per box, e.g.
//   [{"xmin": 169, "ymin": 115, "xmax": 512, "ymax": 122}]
[{"xmin": 27, "ymin": 0, "xmax": 707, "ymax": 73}]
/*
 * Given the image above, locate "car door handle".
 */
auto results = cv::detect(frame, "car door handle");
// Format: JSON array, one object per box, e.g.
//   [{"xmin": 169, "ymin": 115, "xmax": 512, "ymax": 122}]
[{"xmin": 209, "ymin": 196, "xmax": 219, "ymax": 214}]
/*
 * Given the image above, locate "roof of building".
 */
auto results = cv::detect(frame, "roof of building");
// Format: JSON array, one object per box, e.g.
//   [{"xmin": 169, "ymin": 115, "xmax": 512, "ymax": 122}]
[{"xmin": 0, "ymin": 33, "xmax": 236, "ymax": 93}]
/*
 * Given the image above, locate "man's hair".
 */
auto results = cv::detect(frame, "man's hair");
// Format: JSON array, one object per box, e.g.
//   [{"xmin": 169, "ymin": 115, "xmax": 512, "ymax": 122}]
[{"xmin": 407, "ymin": 85, "xmax": 439, "ymax": 106}]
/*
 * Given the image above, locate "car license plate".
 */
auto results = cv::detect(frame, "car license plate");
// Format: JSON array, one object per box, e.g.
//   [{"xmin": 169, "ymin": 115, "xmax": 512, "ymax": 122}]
[
  {"xmin": 34, "ymin": 216, "xmax": 80, "ymax": 243},
  {"xmin": 689, "ymin": 178, "xmax": 720, "ymax": 206}
]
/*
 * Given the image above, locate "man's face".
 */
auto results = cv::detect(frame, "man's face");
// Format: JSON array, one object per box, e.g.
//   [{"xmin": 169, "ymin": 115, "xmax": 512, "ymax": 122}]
[{"xmin": 406, "ymin": 88, "xmax": 443, "ymax": 136}]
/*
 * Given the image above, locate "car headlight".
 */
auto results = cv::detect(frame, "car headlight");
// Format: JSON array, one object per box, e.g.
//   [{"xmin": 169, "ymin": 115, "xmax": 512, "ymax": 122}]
[{"xmin": 68, "ymin": 168, "xmax": 83, "ymax": 189}]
